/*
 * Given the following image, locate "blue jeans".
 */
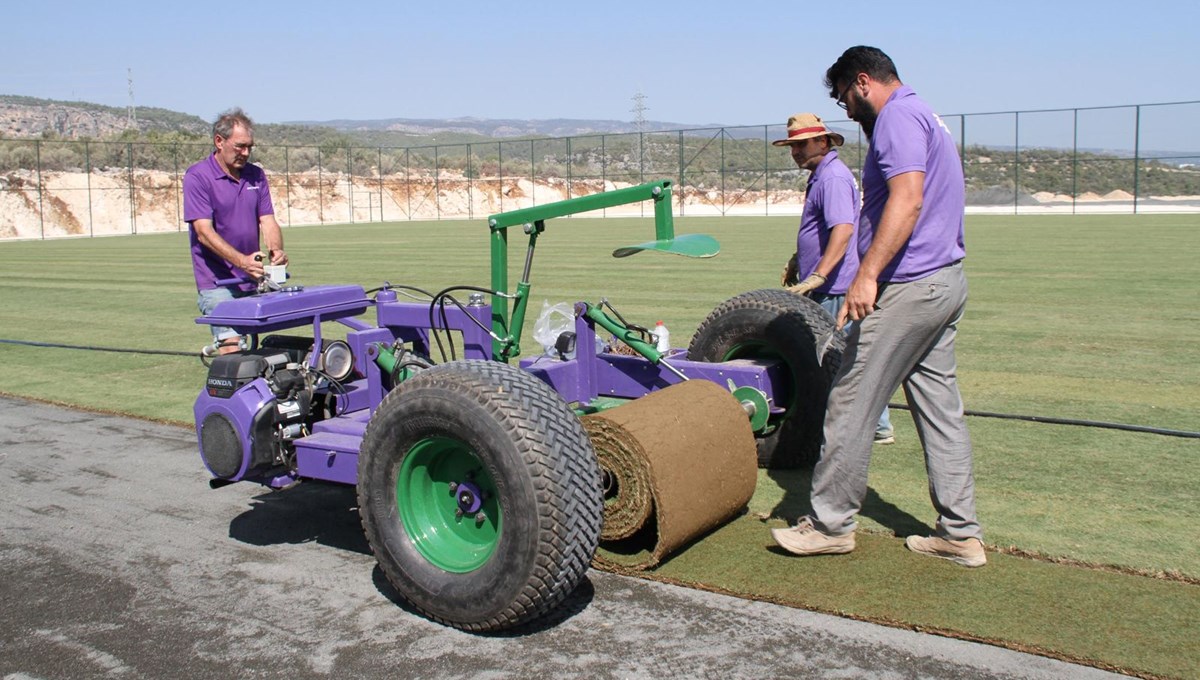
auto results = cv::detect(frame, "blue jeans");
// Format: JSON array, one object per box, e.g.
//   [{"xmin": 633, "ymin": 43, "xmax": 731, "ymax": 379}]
[
  {"xmin": 811, "ymin": 292, "xmax": 894, "ymax": 438},
  {"xmin": 197, "ymin": 287, "xmax": 252, "ymax": 343}
]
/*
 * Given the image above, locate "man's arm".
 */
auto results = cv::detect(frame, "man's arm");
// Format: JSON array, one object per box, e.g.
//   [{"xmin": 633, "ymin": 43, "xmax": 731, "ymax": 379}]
[
  {"xmin": 193, "ymin": 218, "xmax": 265, "ymax": 279},
  {"xmin": 838, "ymin": 171, "xmax": 924, "ymax": 328},
  {"xmin": 812, "ymin": 222, "xmax": 854, "ymax": 279},
  {"xmin": 788, "ymin": 223, "xmax": 853, "ymax": 295},
  {"xmin": 259, "ymin": 214, "xmax": 288, "ymax": 265}
]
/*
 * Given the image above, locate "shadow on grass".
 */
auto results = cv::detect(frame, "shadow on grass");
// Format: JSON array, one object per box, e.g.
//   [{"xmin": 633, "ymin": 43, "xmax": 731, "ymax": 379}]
[{"xmin": 766, "ymin": 466, "xmax": 928, "ymax": 537}]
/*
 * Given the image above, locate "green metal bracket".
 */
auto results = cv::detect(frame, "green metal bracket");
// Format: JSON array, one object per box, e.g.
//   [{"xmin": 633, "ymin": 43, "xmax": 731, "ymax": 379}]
[{"xmin": 485, "ymin": 180, "xmax": 720, "ymax": 362}]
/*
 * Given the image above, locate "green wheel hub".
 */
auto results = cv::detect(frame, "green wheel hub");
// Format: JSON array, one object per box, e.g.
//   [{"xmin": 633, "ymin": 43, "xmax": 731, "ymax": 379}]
[
  {"xmin": 722, "ymin": 341, "xmax": 792, "ymax": 415},
  {"xmin": 396, "ymin": 437, "xmax": 501, "ymax": 573}
]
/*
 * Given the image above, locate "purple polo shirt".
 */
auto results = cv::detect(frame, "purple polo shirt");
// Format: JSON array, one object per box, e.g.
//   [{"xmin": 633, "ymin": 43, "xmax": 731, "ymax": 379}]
[
  {"xmin": 798, "ymin": 149, "xmax": 860, "ymax": 295},
  {"xmin": 184, "ymin": 154, "xmax": 275, "ymax": 291},
  {"xmin": 859, "ymin": 86, "xmax": 965, "ymax": 282}
]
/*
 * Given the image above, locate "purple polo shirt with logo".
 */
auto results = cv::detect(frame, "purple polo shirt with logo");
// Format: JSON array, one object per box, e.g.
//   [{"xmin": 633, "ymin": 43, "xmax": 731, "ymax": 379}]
[
  {"xmin": 859, "ymin": 85, "xmax": 965, "ymax": 282},
  {"xmin": 798, "ymin": 149, "xmax": 860, "ymax": 295},
  {"xmin": 184, "ymin": 154, "xmax": 275, "ymax": 291}
]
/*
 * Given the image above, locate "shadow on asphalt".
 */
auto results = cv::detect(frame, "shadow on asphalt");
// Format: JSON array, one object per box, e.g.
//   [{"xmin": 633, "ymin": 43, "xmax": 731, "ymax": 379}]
[
  {"xmin": 226, "ymin": 477, "xmax": 598, "ymax": 634},
  {"xmin": 227, "ymin": 481, "xmax": 372, "ymax": 555}
]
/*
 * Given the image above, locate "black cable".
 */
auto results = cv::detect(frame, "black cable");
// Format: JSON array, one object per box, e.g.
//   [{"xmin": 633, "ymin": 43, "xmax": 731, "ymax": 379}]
[
  {"xmin": 887, "ymin": 403, "xmax": 1199, "ymax": 439},
  {"xmin": 2, "ymin": 337, "xmax": 1194, "ymax": 440},
  {"xmin": 0, "ymin": 338, "xmax": 199, "ymax": 357}
]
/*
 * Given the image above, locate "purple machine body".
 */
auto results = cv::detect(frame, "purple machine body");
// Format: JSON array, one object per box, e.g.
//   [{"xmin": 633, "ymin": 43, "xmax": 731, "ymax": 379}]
[{"xmin": 193, "ymin": 284, "xmax": 781, "ymax": 489}]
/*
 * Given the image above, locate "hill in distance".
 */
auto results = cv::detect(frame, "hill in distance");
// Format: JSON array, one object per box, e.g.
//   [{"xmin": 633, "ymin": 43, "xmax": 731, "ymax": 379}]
[{"xmin": 0, "ymin": 95, "xmax": 726, "ymax": 145}]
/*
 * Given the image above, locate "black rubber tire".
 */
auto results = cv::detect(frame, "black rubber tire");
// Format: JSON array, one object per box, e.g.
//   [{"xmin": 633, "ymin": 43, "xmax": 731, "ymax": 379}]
[
  {"xmin": 688, "ymin": 289, "xmax": 843, "ymax": 469},
  {"xmin": 357, "ymin": 360, "xmax": 602, "ymax": 632}
]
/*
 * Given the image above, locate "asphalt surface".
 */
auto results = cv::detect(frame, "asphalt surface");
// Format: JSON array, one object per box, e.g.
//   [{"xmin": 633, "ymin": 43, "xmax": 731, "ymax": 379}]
[{"xmin": 0, "ymin": 395, "xmax": 1128, "ymax": 679}]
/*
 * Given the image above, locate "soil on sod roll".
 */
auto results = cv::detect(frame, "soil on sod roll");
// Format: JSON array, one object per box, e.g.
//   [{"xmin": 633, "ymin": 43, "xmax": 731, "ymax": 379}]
[{"xmin": 584, "ymin": 380, "xmax": 758, "ymax": 571}]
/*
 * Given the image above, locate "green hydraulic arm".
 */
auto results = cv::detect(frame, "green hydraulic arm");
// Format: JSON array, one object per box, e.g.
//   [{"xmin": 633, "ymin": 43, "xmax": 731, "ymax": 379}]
[{"xmin": 485, "ymin": 179, "xmax": 719, "ymax": 362}]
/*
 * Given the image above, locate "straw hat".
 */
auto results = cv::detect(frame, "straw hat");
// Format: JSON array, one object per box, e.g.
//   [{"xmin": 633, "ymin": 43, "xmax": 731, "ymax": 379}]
[{"xmin": 772, "ymin": 113, "xmax": 844, "ymax": 147}]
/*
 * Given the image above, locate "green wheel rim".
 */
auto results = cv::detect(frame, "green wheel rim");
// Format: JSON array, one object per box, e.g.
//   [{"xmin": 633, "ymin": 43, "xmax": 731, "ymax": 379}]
[{"xmin": 396, "ymin": 436, "xmax": 501, "ymax": 573}]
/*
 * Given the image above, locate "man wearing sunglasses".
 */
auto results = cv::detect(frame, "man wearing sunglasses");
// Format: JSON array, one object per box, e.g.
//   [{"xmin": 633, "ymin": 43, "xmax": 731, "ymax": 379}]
[
  {"xmin": 772, "ymin": 46, "xmax": 984, "ymax": 568},
  {"xmin": 184, "ymin": 108, "xmax": 288, "ymax": 354}
]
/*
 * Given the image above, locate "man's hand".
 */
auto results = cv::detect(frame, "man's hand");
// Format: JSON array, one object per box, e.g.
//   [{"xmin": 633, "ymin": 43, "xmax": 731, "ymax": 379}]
[
  {"xmin": 838, "ymin": 274, "xmax": 879, "ymax": 330},
  {"xmin": 788, "ymin": 273, "xmax": 826, "ymax": 297},
  {"xmin": 268, "ymin": 249, "xmax": 289, "ymax": 265},
  {"xmin": 781, "ymin": 253, "xmax": 799, "ymax": 286},
  {"xmin": 240, "ymin": 251, "xmax": 267, "ymax": 279}
]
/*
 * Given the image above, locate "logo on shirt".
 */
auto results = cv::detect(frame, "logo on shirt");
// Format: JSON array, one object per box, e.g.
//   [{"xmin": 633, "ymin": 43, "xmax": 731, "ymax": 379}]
[{"xmin": 933, "ymin": 113, "xmax": 953, "ymax": 138}]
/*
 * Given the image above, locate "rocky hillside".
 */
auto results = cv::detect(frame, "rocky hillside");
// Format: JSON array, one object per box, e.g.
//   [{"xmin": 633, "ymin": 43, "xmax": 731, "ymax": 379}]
[
  {"xmin": 0, "ymin": 96, "xmax": 210, "ymax": 139},
  {"xmin": 0, "ymin": 95, "xmax": 707, "ymax": 142}
]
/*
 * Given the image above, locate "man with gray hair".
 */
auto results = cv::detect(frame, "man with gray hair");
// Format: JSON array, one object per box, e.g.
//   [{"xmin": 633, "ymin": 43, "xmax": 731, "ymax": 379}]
[{"xmin": 184, "ymin": 108, "xmax": 288, "ymax": 354}]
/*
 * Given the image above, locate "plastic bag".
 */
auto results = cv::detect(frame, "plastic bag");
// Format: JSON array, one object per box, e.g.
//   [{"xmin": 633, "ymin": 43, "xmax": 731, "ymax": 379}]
[{"xmin": 532, "ymin": 301, "xmax": 574, "ymax": 354}]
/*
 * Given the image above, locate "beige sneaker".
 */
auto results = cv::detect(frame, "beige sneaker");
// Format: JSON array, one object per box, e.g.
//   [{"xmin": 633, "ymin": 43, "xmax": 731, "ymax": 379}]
[
  {"xmin": 771, "ymin": 517, "xmax": 855, "ymax": 556},
  {"xmin": 905, "ymin": 535, "xmax": 987, "ymax": 567}
]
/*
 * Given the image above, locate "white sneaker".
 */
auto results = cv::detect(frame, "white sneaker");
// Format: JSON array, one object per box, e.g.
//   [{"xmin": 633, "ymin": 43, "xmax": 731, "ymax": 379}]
[{"xmin": 771, "ymin": 517, "xmax": 855, "ymax": 556}]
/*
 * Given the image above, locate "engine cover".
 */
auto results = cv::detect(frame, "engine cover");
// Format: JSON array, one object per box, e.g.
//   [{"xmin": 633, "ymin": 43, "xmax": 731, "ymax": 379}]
[{"xmin": 195, "ymin": 354, "xmax": 289, "ymax": 481}]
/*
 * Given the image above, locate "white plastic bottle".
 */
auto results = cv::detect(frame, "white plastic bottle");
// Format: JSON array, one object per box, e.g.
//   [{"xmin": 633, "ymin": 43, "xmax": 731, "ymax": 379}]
[{"xmin": 653, "ymin": 321, "xmax": 671, "ymax": 353}]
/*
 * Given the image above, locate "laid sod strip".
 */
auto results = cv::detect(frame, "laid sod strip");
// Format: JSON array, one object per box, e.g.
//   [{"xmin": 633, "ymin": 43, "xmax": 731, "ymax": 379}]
[{"xmin": 611, "ymin": 516, "xmax": 1199, "ymax": 680}]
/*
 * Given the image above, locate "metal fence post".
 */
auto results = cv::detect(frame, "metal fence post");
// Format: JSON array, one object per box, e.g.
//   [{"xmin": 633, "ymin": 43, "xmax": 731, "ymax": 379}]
[
  {"xmin": 758, "ymin": 128, "xmax": 768, "ymax": 217},
  {"xmin": 128, "ymin": 142, "xmax": 136, "ymax": 235},
  {"xmin": 1014, "ymin": 111, "xmax": 1020, "ymax": 215},
  {"xmin": 378, "ymin": 147, "xmax": 384, "ymax": 223},
  {"xmin": 35, "ymin": 140, "xmax": 44, "ymax": 239},
  {"xmin": 85, "ymin": 141, "xmax": 93, "ymax": 237},
  {"xmin": 1072, "ymin": 109, "xmax": 1078, "ymax": 215},
  {"xmin": 347, "ymin": 145, "xmax": 354, "ymax": 224},
  {"xmin": 1133, "ymin": 105, "xmax": 1141, "ymax": 214},
  {"xmin": 317, "ymin": 147, "xmax": 323, "ymax": 224},
  {"xmin": 173, "ymin": 144, "xmax": 181, "ymax": 230},
  {"xmin": 677, "ymin": 130, "xmax": 684, "ymax": 217},
  {"xmin": 285, "ymin": 146, "xmax": 292, "ymax": 227}
]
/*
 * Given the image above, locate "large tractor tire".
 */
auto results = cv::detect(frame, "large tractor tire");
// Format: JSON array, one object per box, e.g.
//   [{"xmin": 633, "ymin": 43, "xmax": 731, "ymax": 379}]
[
  {"xmin": 688, "ymin": 289, "xmax": 843, "ymax": 469},
  {"xmin": 357, "ymin": 360, "xmax": 603, "ymax": 632}
]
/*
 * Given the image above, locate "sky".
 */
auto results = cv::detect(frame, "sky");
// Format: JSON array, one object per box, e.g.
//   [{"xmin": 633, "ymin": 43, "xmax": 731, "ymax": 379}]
[{"xmin": 3, "ymin": 0, "xmax": 1198, "ymax": 149}]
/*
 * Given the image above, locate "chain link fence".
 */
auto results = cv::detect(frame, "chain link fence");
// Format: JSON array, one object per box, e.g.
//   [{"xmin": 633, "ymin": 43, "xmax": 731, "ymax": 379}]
[{"xmin": 3, "ymin": 101, "xmax": 1198, "ymax": 240}]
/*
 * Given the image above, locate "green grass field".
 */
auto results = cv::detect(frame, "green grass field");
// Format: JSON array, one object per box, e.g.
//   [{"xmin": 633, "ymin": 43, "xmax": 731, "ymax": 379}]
[{"xmin": 2, "ymin": 213, "xmax": 1198, "ymax": 677}]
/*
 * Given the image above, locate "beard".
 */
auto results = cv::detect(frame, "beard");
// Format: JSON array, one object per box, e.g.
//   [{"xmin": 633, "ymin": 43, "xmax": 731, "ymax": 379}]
[{"xmin": 851, "ymin": 91, "xmax": 879, "ymax": 138}]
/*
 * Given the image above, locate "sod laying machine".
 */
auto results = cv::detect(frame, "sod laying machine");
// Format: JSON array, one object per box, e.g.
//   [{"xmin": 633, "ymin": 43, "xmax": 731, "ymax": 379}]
[{"xmin": 193, "ymin": 180, "xmax": 842, "ymax": 631}]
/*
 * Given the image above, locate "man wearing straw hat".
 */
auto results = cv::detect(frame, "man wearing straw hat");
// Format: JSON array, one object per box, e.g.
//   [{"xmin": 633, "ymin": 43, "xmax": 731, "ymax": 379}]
[
  {"xmin": 774, "ymin": 113, "xmax": 895, "ymax": 445},
  {"xmin": 772, "ymin": 46, "xmax": 985, "ymax": 568}
]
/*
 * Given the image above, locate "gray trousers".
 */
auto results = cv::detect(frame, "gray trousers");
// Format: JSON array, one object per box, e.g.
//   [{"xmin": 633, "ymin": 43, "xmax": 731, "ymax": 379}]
[{"xmin": 809, "ymin": 261, "xmax": 981, "ymax": 540}]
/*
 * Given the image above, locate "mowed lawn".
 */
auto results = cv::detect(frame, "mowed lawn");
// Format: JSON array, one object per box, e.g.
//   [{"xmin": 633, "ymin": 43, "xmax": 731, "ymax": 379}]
[{"xmin": 1, "ymin": 213, "xmax": 1197, "ymax": 580}]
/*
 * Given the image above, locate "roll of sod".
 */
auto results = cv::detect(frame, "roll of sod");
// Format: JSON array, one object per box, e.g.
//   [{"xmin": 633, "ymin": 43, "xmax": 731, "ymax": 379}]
[{"xmin": 583, "ymin": 380, "xmax": 758, "ymax": 570}]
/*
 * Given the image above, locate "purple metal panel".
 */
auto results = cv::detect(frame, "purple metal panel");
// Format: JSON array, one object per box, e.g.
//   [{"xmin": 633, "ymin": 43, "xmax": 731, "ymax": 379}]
[
  {"xmin": 521, "ymin": 351, "xmax": 785, "ymax": 409},
  {"xmin": 375, "ymin": 301, "xmax": 493, "ymax": 360},
  {"xmin": 198, "ymin": 285, "xmax": 371, "ymax": 334},
  {"xmin": 294, "ymin": 432, "xmax": 361, "ymax": 485},
  {"xmin": 592, "ymin": 355, "xmax": 783, "ymax": 404},
  {"xmin": 310, "ymin": 409, "xmax": 369, "ymax": 437},
  {"xmin": 519, "ymin": 356, "xmax": 585, "ymax": 402}
]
